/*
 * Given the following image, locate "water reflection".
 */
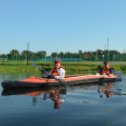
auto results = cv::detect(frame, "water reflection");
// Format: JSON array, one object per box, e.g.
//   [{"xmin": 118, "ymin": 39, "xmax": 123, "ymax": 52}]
[
  {"xmin": 2, "ymin": 87, "xmax": 66, "ymax": 109},
  {"xmin": 98, "ymin": 82, "xmax": 126, "ymax": 98},
  {"xmin": 1, "ymin": 80, "xmax": 126, "ymax": 111},
  {"xmin": 43, "ymin": 88, "xmax": 66, "ymax": 109},
  {"xmin": 98, "ymin": 82, "xmax": 113, "ymax": 98}
]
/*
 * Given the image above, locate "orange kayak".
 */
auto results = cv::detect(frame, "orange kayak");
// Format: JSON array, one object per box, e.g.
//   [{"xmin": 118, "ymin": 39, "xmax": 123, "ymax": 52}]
[{"xmin": 1, "ymin": 74, "xmax": 120, "ymax": 89}]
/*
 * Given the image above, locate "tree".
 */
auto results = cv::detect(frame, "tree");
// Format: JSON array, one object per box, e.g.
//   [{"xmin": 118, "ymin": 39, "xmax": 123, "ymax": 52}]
[
  {"xmin": 78, "ymin": 50, "xmax": 83, "ymax": 58},
  {"xmin": 96, "ymin": 49, "xmax": 103, "ymax": 61},
  {"xmin": 21, "ymin": 50, "xmax": 33, "ymax": 65},
  {"xmin": 51, "ymin": 52, "xmax": 59, "ymax": 58},
  {"xmin": 37, "ymin": 50, "xmax": 47, "ymax": 58},
  {"xmin": 59, "ymin": 52, "xmax": 64, "ymax": 58},
  {"xmin": 9, "ymin": 49, "xmax": 20, "ymax": 60}
]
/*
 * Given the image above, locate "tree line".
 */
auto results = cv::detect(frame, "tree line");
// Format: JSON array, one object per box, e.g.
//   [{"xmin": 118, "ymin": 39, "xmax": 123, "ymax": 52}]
[{"xmin": 0, "ymin": 49, "xmax": 126, "ymax": 61}]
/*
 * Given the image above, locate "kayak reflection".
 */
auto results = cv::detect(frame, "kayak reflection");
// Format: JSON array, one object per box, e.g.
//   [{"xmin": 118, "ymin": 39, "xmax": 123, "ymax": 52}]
[{"xmin": 2, "ymin": 87, "xmax": 66, "ymax": 109}]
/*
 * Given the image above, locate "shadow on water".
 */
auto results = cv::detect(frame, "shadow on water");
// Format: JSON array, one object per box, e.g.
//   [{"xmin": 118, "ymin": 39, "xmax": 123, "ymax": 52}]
[{"xmin": 2, "ymin": 86, "xmax": 67, "ymax": 109}]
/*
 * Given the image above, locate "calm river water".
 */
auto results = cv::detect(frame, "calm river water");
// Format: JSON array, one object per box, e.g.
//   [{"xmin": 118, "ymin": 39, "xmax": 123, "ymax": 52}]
[{"xmin": 0, "ymin": 74, "xmax": 126, "ymax": 126}]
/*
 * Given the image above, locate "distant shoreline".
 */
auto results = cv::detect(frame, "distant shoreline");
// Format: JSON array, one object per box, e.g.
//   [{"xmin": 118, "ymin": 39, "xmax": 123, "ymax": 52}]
[{"xmin": 0, "ymin": 61, "xmax": 125, "ymax": 74}]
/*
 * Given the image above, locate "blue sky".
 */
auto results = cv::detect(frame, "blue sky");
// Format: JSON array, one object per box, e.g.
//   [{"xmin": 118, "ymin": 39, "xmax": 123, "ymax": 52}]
[{"xmin": 0, "ymin": 0, "xmax": 126, "ymax": 55}]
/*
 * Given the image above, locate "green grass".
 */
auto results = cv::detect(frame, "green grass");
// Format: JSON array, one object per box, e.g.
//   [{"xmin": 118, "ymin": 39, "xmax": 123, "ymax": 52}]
[{"xmin": 0, "ymin": 60, "xmax": 125, "ymax": 75}]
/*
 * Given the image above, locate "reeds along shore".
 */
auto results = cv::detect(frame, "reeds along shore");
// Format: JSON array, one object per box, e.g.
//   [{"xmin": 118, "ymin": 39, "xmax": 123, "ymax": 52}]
[{"xmin": 0, "ymin": 60, "xmax": 124, "ymax": 75}]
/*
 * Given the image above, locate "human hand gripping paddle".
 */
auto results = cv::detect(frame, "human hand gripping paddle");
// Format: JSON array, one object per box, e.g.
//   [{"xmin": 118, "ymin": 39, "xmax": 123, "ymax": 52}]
[{"xmin": 39, "ymin": 66, "xmax": 67, "ymax": 87}]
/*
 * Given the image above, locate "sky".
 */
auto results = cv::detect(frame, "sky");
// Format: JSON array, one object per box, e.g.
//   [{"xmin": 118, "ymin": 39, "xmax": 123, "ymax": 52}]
[{"xmin": 0, "ymin": 0, "xmax": 126, "ymax": 55}]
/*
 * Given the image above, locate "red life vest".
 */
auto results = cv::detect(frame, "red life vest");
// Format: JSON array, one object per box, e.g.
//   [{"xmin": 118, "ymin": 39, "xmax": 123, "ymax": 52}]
[
  {"xmin": 102, "ymin": 67, "xmax": 110, "ymax": 75},
  {"xmin": 51, "ymin": 68, "xmax": 59, "ymax": 76},
  {"xmin": 51, "ymin": 66, "xmax": 64, "ymax": 76}
]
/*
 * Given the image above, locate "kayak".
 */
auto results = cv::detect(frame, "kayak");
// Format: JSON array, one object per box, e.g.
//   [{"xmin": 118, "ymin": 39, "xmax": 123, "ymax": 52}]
[{"xmin": 1, "ymin": 74, "xmax": 121, "ymax": 89}]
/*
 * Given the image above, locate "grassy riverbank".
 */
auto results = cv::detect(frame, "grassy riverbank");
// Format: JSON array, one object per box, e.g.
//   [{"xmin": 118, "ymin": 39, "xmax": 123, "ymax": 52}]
[{"xmin": 0, "ymin": 60, "xmax": 125, "ymax": 75}]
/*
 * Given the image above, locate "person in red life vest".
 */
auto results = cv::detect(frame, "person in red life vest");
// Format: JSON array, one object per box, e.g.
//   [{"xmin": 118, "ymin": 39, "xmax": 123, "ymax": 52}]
[
  {"xmin": 102, "ymin": 61, "xmax": 114, "ymax": 75},
  {"xmin": 50, "ymin": 58, "xmax": 65, "ymax": 79}
]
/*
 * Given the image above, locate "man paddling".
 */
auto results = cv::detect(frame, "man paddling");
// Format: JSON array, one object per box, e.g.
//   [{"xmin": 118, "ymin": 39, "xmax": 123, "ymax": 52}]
[
  {"xmin": 97, "ymin": 61, "xmax": 114, "ymax": 75},
  {"xmin": 40, "ymin": 58, "xmax": 65, "ymax": 79},
  {"xmin": 50, "ymin": 58, "xmax": 65, "ymax": 79},
  {"xmin": 102, "ymin": 61, "xmax": 114, "ymax": 75}
]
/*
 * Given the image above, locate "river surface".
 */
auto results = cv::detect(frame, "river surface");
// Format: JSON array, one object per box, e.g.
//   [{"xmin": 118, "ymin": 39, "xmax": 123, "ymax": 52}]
[{"xmin": 0, "ymin": 74, "xmax": 126, "ymax": 126}]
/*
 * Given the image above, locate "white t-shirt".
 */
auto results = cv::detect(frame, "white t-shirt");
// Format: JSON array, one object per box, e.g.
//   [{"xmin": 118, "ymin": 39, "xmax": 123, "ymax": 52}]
[{"xmin": 56, "ymin": 68, "xmax": 65, "ymax": 79}]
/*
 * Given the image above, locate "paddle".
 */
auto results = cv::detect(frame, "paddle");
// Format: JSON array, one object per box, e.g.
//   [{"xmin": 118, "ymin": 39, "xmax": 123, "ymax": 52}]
[{"xmin": 39, "ymin": 66, "xmax": 67, "ymax": 87}]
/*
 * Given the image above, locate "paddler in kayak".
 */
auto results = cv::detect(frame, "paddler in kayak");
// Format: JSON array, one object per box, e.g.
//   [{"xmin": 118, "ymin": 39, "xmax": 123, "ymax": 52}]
[
  {"xmin": 49, "ymin": 58, "xmax": 65, "ymax": 79},
  {"xmin": 102, "ymin": 61, "xmax": 114, "ymax": 75},
  {"xmin": 40, "ymin": 58, "xmax": 65, "ymax": 79},
  {"xmin": 97, "ymin": 61, "xmax": 114, "ymax": 75}
]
